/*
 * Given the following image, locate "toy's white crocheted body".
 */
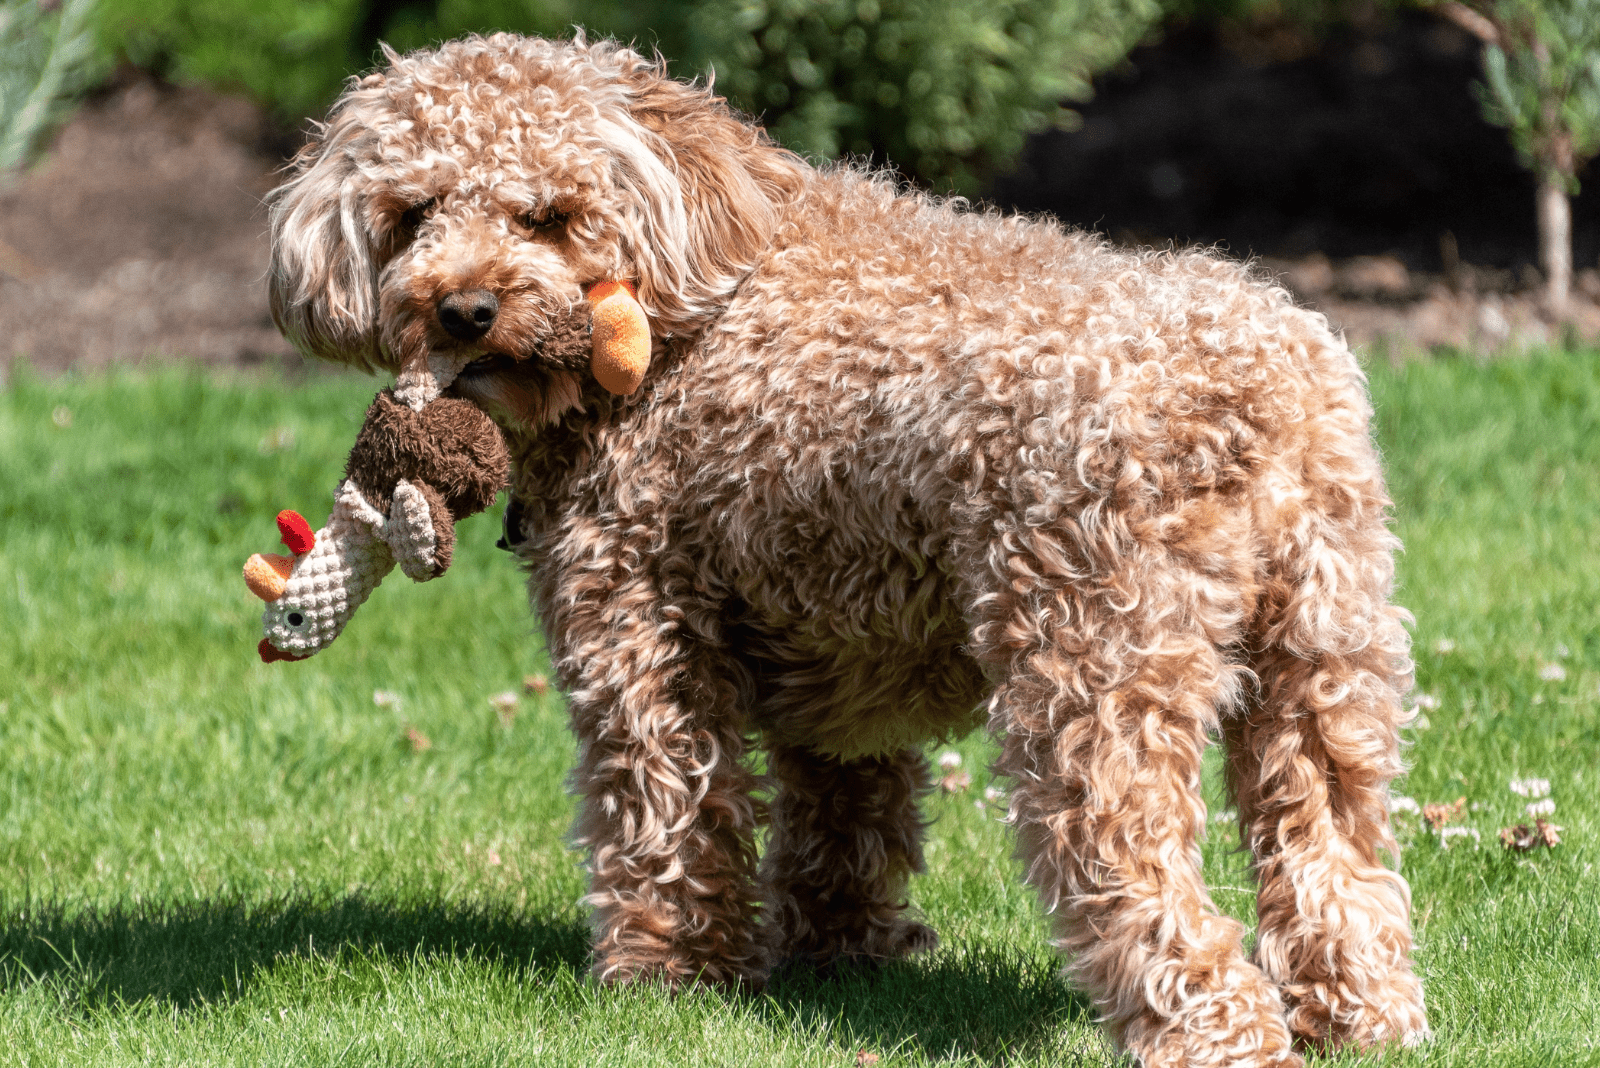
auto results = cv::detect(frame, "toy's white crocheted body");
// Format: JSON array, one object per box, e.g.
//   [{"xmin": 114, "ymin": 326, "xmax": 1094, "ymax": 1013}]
[{"xmin": 258, "ymin": 479, "xmax": 442, "ymax": 659}]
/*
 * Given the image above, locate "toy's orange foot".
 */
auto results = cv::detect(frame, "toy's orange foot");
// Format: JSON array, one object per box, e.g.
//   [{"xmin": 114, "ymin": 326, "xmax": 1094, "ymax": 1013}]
[
  {"xmin": 258, "ymin": 638, "xmax": 310, "ymax": 663},
  {"xmin": 586, "ymin": 280, "xmax": 651, "ymax": 394}
]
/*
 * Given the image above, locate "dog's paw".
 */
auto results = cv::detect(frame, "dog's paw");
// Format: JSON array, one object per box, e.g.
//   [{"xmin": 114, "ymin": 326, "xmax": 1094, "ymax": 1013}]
[
  {"xmin": 874, "ymin": 918, "xmax": 939, "ymax": 959},
  {"xmin": 592, "ymin": 953, "xmax": 769, "ymax": 993},
  {"xmin": 1282, "ymin": 973, "xmax": 1430, "ymax": 1055},
  {"xmin": 771, "ymin": 916, "xmax": 940, "ymax": 971},
  {"xmin": 1122, "ymin": 962, "xmax": 1303, "ymax": 1068}
]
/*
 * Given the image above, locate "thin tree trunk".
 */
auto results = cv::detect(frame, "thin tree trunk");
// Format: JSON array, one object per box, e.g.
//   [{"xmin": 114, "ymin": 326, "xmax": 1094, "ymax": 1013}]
[{"xmin": 1538, "ymin": 174, "xmax": 1571, "ymax": 312}]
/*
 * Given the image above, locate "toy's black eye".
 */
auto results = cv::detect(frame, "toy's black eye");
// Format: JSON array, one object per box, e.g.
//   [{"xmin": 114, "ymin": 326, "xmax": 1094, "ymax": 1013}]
[
  {"xmin": 520, "ymin": 209, "xmax": 569, "ymax": 236},
  {"xmin": 400, "ymin": 198, "xmax": 437, "ymax": 233},
  {"xmin": 286, "ymin": 611, "xmax": 305, "ymax": 627}
]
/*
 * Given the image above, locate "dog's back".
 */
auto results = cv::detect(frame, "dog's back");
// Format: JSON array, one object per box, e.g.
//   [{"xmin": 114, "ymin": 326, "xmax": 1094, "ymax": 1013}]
[{"xmin": 555, "ymin": 168, "xmax": 1378, "ymax": 760}]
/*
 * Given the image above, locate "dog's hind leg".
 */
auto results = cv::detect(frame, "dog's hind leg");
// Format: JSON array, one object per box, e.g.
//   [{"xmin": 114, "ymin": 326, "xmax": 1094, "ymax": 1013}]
[
  {"xmin": 987, "ymin": 547, "xmax": 1300, "ymax": 1068},
  {"xmin": 1223, "ymin": 447, "xmax": 1428, "ymax": 1052},
  {"xmin": 760, "ymin": 745, "xmax": 938, "ymax": 967}
]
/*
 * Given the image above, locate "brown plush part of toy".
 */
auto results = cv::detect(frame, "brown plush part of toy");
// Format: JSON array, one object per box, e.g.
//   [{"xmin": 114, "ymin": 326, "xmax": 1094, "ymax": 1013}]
[
  {"xmin": 344, "ymin": 390, "xmax": 510, "ymax": 519},
  {"xmin": 339, "ymin": 389, "xmax": 509, "ymax": 578},
  {"xmin": 449, "ymin": 309, "xmax": 593, "ymax": 429}
]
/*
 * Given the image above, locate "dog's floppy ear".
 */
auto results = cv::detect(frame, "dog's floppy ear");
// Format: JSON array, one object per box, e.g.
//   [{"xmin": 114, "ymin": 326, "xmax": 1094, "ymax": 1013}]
[
  {"xmin": 267, "ymin": 79, "xmax": 389, "ymax": 369},
  {"xmin": 601, "ymin": 49, "xmax": 808, "ymax": 333}
]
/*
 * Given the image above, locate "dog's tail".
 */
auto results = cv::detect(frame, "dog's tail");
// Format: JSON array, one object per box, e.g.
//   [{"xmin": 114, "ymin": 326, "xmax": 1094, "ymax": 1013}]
[{"xmin": 1249, "ymin": 332, "xmax": 1409, "ymax": 675}]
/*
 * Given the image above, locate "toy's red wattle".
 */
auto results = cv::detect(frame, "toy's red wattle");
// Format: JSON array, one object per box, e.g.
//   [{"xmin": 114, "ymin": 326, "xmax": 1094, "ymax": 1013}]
[
  {"xmin": 277, "ymin": 510, "xmax": 315, "ymax": 555},
  {"xmin": 258, "ymin": 638, "xmax": 310, "ymax": 663}
]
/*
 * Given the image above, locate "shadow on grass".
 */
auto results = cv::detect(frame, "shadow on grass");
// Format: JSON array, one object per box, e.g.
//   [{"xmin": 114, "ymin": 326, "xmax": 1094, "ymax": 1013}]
[
  {"xmin": 0, "ymin": 892, "xmax": 591, "ymax": 1007},
  {"xmin": 0, "ymin": 895, "xmax": 1110, "ymax": 1065},
  {"xmin": 762, "ymin": 947, "xmax": 1112, "ymax": 1067}
]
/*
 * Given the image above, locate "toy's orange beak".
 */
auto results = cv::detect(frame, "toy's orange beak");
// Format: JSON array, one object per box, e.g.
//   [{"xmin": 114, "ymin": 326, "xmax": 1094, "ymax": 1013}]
[
  {"xmin": 586, "ymin": 280, "xmax": 650, "ymax": 394},
  {"xmin": 244, "ymin": 553, "xmax": 293, "ymax": 601}
]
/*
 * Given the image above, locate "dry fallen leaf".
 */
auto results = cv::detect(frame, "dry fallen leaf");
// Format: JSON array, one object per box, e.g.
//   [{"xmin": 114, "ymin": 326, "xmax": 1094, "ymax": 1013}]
[
  {"xmin": 404, "ymin": 725, "xmax": 433, "ymax": 752},
  {"xmin": 1422, "ymin": 797, "xmax": 1465, "ymax": 831},
  {"xmin": 523, "ymin": 673, "xmax": 550, "ymax": 695},
  {"xmin": 856, "ymin": 1052, "xmax": 880, "ymax": 1067},
  {"xmin": 489, "ymin": 690, "xmax": 520, "ymax": 727},
  {"xmin": 939, "ymin": 770, "xmax": 972, "ymax": 794},
  {"xmin": 1499, "ymin": 818, "xmax": 1562, "ymax": 852}
]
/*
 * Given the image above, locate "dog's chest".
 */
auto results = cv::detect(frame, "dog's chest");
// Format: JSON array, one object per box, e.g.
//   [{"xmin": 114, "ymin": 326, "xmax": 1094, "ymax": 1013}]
[{"xmin": 719, "ymin": 511, "xmax": 990, "ymax": 761}]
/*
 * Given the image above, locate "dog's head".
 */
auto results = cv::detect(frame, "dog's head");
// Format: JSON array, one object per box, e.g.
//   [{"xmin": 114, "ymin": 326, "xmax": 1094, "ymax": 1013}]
[{"xmin": 267, "ymin": 34, "xmax": 807, "ymax": 404}]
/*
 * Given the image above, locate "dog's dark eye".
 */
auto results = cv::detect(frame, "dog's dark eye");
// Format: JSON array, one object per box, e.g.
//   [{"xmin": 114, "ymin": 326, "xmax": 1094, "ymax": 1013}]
[
  {"xmin": 521, "ymin": 209, "xmax": 570, "ymax": 237},
  {"xmin": 400, "ymin": 198, "xmax": 437, "ymax": 233}
]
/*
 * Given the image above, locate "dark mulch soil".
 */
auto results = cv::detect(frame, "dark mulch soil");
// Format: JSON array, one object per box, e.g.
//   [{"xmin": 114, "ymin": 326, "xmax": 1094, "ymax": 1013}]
[
  {"xmin": 0, "ymin": 69, "xmax": 302, "ymax": 376},
  {"xmin": 993, "ymin": 9, "xmax": 1600, "ymax": 275},
  {"xmin": 990, "ymin": 10, "xmax": 1600, "ymax": 349}
]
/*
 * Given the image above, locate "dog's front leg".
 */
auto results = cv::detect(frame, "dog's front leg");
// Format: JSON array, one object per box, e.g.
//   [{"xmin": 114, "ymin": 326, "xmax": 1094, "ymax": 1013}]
[{"xmin": 545, "ymin": 548, "xmax": 764, "ymax": 990}]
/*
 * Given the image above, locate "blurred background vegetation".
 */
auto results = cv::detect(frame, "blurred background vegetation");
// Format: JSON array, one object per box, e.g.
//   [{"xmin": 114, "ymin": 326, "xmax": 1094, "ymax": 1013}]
[
  {"xmin": 6, "ymin": 0, "xmax": 1400, "ymax": 191},
  {"xmin": 2, "ymin": 0, "xmax": 1597, "ymax": 323}
]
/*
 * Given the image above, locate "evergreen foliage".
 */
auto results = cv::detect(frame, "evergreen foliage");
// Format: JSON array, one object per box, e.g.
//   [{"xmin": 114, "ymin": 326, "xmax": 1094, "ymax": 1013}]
[
  {"xmin": 1439, "ymin": 0, "xmax": 1600, "ymax": 307},
  {"xmin": 0, "ymin": 0, "xmax": 105, "ymax": 171},
  {"xmin": 1470, "ymin": 0, "xmax": 1600, "ymax": 196},
  {"xmin": 684, "ymin": 0, "xmax": 1160, "ymax": 189}
]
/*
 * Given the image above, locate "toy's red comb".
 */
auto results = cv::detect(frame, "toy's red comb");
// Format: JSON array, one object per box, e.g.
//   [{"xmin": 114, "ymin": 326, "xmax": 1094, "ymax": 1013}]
[{"xmin": 277, "ymin": 510, "xmax": 315, "ymax": 555}]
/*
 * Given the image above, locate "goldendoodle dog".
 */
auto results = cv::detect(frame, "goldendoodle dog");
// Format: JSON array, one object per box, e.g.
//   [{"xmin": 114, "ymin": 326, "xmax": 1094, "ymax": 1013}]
[{"xmin": 267, "ymin": 33, "xmax": 1427, "ymax": 1066}]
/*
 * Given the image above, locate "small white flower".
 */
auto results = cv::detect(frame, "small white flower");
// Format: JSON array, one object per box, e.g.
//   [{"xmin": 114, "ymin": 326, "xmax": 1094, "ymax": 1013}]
[
  {"xmin": 984, "ymin": 785, "xmax": 1004, "ymax": 803},
  {"xmin": 1539, "ymin": 663, "xmax": 1567, "ymax": 682},
  {"xmin": 1509, "ymin": 778, "xmax": 1551, "ymax": 798},
  {"xmin": 1212, "ymin": 808, "xmax": 1239, "ymax": 824},
  {"xmin": 937, "ymin": 751, "xmax": 962, "ymax": 771},
  {"xmin": 1526, "ymin": 799, "xmax": 1556, "ymax": 817},
  {"xmin": 258, "ymin": 426, "xmax": 296, "ymax": 454},
  {"xmin": 1432, "ymin": 638, "xmax": 1456, "ymax": 654},
  {"xmin": 1413, "ymin": 692, "xmax": 1440, "ymax": 710},
  {"xmin": 1555, "ymin": 643, "xmax": 1571, "ymax": 658},
  {"xmin": 1440, "ymin": 826, "xmax": 1480, "ymax": 849},
  {"xmin": 1409, "ymin": 713, "xmax": 1432, "ymax": 731},
  {"xmin": 1388, "ymin": 796, "xmax": 1421, "ymax": 816},
  {"xmin": 373, "ymin": 690, "xmax": 402, "ymax": 709},
  {"xmin": 973, "ymin": 799, "xmax": 986, "ymax": 811}
]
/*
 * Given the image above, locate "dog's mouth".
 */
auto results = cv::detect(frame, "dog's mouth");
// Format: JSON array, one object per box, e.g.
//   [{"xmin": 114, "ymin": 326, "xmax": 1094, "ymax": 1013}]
[
  {"xmin": 456, "ymin": 351, "xmax": 525, "ymax": 379},
  {"xmin": 436, "ymin": 307, "xmax": 599, "ymax": 429}
]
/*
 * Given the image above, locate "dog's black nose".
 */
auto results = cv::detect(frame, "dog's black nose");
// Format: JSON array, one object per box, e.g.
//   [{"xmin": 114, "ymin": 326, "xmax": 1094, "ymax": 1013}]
[{"xmin": 437, "ymin": 290, "xmax": 499, "ymax": 341}]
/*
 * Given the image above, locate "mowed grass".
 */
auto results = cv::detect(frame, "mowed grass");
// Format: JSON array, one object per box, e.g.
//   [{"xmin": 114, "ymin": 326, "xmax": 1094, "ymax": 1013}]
[{"xmin": 0, "ymin": 348, "xmax": 1596, "ymax": 1066}]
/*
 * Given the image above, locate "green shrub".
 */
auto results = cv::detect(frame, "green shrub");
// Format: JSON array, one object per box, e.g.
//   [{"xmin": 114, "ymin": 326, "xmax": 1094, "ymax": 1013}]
[
  {"xmin": 684, "ymin": 0, "xmax": 1160, "ymax": 190},
  {"xmin": 1433, "ymin": 0, "xmax": 1600, "ymax": 308},
  {"xmin": 96, "ymin": 0, "xmax": 367, "ymax": 122}
]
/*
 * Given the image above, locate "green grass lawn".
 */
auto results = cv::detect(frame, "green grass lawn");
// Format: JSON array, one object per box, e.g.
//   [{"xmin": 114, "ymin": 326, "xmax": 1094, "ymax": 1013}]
[{"xmin": 0, "ymin": 349, "xmax": 1597, "ymax": 1066}]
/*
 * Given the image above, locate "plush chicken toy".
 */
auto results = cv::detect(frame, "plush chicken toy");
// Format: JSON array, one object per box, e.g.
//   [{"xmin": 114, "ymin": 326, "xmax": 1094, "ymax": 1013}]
[
  {"xmin": 244, "ymin": 279, "xmax": 650, "ymax": 663},
  {"xmin": 244, "ymin": 388, "xmax": 510, "ymax": 662}
]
